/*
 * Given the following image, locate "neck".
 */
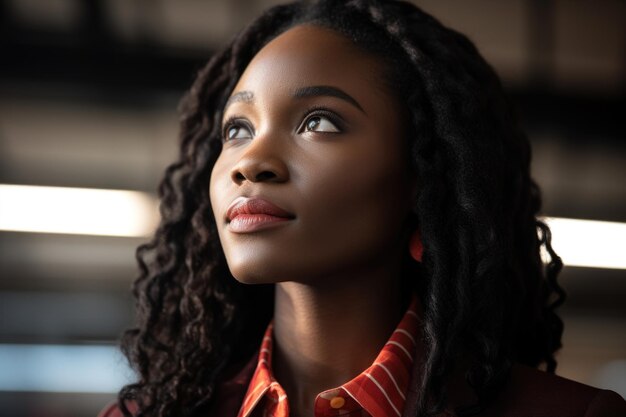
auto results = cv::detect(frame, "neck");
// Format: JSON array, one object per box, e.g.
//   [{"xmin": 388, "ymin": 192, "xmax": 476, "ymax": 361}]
[{"xmin": 272, "ymin": 261, "xmax": 408, "ymax": 416}]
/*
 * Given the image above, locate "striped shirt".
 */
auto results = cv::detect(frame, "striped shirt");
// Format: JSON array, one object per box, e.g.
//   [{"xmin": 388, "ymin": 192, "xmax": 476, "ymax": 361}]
[{"xmin": 236, "ymin": 295, "xmax": 421, "ymax": 417}]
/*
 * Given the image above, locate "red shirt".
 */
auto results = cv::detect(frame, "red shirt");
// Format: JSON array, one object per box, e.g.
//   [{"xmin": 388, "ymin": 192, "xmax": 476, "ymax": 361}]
[
  {"xmin": 96, "ymin": 288, "xmax": 626, "ymax": 417},
  {"xmin": 237, "ymin": 295, "xmax": 420, "ymax": 417}
]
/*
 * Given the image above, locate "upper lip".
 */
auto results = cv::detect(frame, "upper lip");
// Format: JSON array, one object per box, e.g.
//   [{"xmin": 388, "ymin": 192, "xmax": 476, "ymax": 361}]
[{"xmin": 226, "ymin": 197, "xmax": 295, "ymax": 222}]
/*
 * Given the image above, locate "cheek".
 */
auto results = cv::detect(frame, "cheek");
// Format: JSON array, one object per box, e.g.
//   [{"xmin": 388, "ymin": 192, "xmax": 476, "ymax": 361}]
[
  {"xmin": 298, "ymin": 140, "xmax": 411, "ymax": 263},
  {"xmin": 209, "ymin": 155, "xmax": 234, "ymax": 262},
  {"xmin": 315, "ymin": 165, "xmax": 408, "ymax": 229},
  {"xmin": 209, "ymin": 155, "xmax": 228, "ymax": 219},
  {"xmin": 318, "ymin": 131, "xmax": 408, "ymax": 206}
]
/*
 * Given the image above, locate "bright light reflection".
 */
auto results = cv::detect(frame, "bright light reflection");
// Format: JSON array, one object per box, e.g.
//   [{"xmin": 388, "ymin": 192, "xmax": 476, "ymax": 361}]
[
  {"xmin": 542, "ymin": 217, "xmax": 626, "ymax": 270},
  {"xmin": 0, "ymin": 184, "xmax": 158, "ymax": 237},
  {"xmin": 0, "ymin": 344, "xmax": 134, "ymax": 393}
]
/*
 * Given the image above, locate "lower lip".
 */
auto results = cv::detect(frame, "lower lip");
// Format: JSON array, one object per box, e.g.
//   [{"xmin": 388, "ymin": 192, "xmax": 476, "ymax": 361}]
[{"xmin": 227, "ymin": 214, "xmax": 293, "ymax": 233}]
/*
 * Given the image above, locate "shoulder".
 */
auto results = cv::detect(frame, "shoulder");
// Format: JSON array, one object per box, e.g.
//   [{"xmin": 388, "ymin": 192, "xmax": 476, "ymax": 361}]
[{"xmin": 480, "ymin": 364, "xmax": 626, "ymax": 417}]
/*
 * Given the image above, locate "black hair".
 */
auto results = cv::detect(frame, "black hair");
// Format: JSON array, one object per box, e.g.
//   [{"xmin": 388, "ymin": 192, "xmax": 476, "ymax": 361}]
[{"xmin": 117, "ymin": 1, "xmax": 564, "ymax": 416}]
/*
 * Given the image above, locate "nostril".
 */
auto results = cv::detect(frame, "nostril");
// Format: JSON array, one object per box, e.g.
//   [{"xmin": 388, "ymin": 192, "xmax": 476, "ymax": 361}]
[
  {"xmin": 255, "ymin": 171, "xmax": 276, "ymax": 181},
  {"xmin": 231, "ymin": 160, "xmax": 288, "ymax": 184}
]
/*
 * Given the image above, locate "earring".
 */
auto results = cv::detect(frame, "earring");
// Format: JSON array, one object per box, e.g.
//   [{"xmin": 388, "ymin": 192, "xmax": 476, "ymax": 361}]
[{"xmin": 409, "ymin": 229, "xmax": 423, "ymax": 262}]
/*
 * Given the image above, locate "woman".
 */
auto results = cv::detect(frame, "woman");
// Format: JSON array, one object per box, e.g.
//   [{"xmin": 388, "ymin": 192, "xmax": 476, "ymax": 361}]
[{"xmin": 99, "ymin": 1, "xmax": 626, "ymax": 416}]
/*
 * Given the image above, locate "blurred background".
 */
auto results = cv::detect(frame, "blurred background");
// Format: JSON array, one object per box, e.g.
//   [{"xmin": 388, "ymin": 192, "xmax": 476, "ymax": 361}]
[{"xmin": 0, "ymin": 0, "xmax": 625, "ymax": 416}]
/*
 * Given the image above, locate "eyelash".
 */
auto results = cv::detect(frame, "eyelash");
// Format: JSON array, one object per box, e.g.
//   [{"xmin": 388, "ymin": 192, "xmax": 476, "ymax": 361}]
[
  {"xmin": 298, "ymin": 106, "xmax": 345, "ymax": 134},
  {"xmin": 221, "ymin": 116, "xmax": 254, "ymax": 142},
  {"xmin": 221, "ymin": 106, "xmax": 345, "ymax": 142}
]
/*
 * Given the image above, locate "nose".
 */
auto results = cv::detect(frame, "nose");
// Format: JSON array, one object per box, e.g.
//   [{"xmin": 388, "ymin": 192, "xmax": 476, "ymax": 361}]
[{"xmin": 230, "ymin": 137, "xmax": 289, "ymax": 185}]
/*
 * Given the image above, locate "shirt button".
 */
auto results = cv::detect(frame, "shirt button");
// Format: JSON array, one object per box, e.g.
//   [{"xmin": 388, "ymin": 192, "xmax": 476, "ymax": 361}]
[{"xmin": 330, "ymin": 396, "xmax": 345, "ymax": 409}]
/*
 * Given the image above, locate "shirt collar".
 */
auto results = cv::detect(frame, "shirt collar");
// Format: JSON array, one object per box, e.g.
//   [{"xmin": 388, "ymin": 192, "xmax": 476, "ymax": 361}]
[{"xmin": 237, "ymin": 293, "xmax": 422, "ymax": 417}]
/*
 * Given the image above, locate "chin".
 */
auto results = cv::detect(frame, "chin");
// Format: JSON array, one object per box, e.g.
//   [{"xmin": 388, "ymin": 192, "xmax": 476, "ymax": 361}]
[
  {"xmin": 222, "ymin": 238, "xmax": 307, "ymax": 284},
  {"xmin": 230, "ymin": 270, "xmax": 278, "ymax": 285},
  {"xmin": 225, "ymin": 255, "xmax": 285, "ymax": 285}
]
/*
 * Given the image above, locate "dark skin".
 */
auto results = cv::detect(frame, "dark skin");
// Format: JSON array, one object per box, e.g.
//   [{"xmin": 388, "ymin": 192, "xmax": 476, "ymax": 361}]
[{"xmin": 210, "ymin": 25, "xmax": 418, "ymax": 417}]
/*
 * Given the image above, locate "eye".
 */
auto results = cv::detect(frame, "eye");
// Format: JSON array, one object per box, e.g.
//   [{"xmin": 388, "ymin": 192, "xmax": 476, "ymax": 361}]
[
  {"xmin": 222, "ymin": 119, "xmax": 253, "ymax": 141},
  {"xmin": 302, "ymin": 115, "xmax": 341, "ymax": 133}
]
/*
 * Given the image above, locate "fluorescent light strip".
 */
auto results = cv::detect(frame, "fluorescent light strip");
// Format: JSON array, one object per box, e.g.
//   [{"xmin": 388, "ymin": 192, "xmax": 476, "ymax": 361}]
[
  {"xmin": 0, "ymin": 184, "xmax": 158, "ymax": 237},
  {"xmin": 0, "ymin": 344, "xmax": 134, "ymax": 393},
  {"xmin": 0, "ymin": 184, "xmax": 624, "ymax": 269},
  {"xmin": 542, "ymin": 217, "xmax": 626, "ymax": 270}
]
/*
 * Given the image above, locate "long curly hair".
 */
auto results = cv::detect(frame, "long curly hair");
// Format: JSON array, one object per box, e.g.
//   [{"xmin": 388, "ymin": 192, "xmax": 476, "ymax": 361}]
[{"xmin": 117, "ymin": 1, "xmax": 565, "ymax": 416}]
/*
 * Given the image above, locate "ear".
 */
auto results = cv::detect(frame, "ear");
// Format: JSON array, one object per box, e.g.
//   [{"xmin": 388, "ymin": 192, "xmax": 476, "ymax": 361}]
[{"xmin": 409, "ymin": 228, "xmax": 423, "ymax": 262}]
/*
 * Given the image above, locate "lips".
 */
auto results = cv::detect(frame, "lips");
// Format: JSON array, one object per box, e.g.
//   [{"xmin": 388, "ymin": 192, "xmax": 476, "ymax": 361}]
[{"xmin": 226, "ymin": 197, "xmax": 295, "ymax": 233}]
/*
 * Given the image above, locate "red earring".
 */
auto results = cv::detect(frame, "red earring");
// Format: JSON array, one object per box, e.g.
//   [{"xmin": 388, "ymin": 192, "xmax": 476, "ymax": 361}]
[{"xmin": 409, "ymin": 229, "xmax": 423, "ymax": 262}]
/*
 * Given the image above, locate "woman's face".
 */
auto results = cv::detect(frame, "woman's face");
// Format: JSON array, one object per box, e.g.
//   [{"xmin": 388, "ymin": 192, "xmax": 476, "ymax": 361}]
[{"xmin": 210, "ymin": 24, "xmax": 414, "ymax": 285}]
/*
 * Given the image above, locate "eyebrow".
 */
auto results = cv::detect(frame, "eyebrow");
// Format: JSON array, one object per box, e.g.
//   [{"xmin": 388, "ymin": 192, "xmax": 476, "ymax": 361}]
[
  {"xmin": 224, "ymin": 91, "xmax": 254, "ymax": 111},
  {"xmin": 293, "ymin": 85, "xmax": 365, "ymax": 114},
  {"xmin": 223, "ymin": 85, "xmax": 366, "ymax": 114}
]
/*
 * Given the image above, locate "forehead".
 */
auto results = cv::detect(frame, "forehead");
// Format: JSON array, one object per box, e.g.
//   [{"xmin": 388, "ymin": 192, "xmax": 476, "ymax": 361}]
[{"xmin": 230, "ymin": 24, "xmax": 389, "ymax": 104}]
